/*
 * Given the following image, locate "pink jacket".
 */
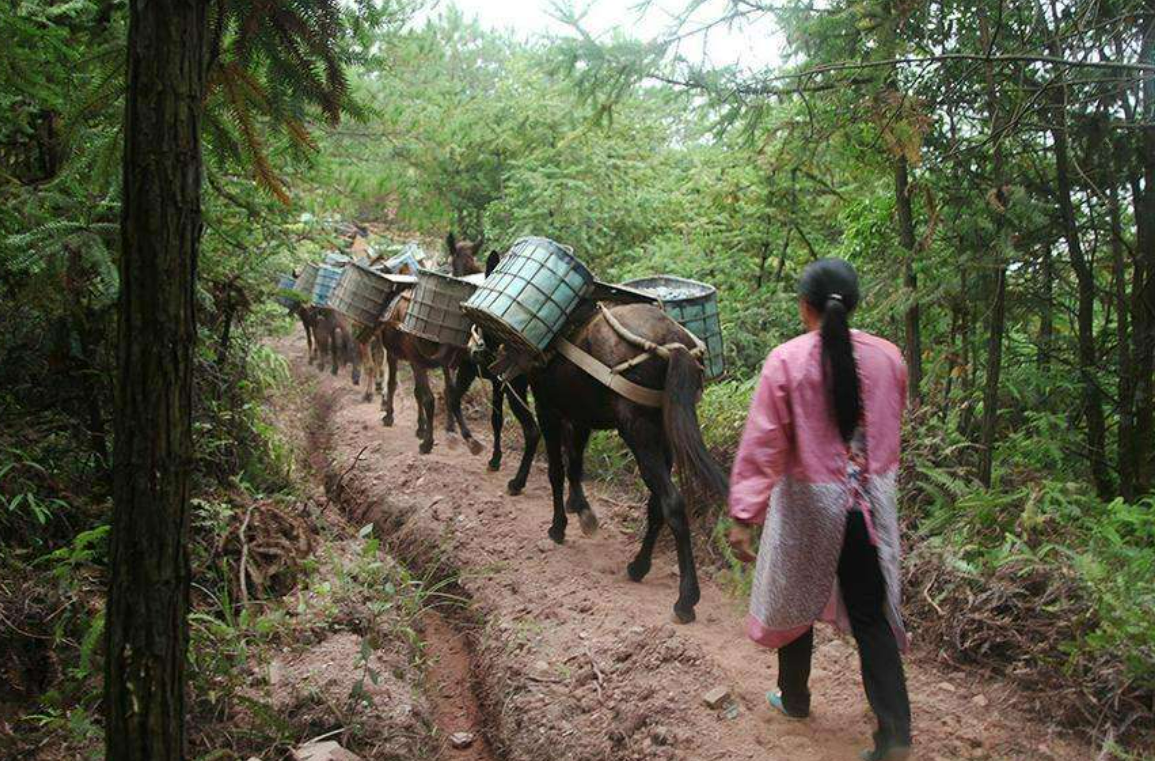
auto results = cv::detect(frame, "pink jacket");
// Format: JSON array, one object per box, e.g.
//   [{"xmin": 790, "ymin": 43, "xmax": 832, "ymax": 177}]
[{"xmin": 729, "ymin": 330, "xmax": 909, "ymax": 649}]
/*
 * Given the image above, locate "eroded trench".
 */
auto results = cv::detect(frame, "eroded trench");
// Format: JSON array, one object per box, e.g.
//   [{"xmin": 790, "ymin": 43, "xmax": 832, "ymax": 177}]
[{"xmin": 309, "ymin": 379, "xmax": 502, "ymax": 761}]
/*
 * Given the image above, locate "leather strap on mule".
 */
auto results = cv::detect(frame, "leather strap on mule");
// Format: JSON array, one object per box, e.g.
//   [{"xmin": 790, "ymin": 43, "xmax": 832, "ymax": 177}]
[{"xmin": 556, "ymin": 338, "xmax": 664, "ymax": 408}]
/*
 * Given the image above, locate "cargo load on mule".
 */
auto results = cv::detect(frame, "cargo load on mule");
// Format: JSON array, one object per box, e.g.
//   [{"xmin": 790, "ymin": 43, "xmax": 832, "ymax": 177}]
[
  {"xmin": 401, "ymin": 270, "xmax": 485, "ymax": 349},
  {"xmin": 275, "ymin": 273, "xmax": 299, "ymax": 309},
  {"xmin": 329, "ymin": 262, "xmax": 416, "ymax": 328},
  {"xmin": 311, "ymin": 263, "xmax": 344, "ymax": 306},
  {"xmin": 462, "ymin": 236, "xmax": 595, "ymax": 360},
  {"xmin": 623, "ymin": 276, "xmax": 725, "ymax": 380},
  {"xmin": 294, "ymin": 262, "xmax": 320, "ymax": 297}
]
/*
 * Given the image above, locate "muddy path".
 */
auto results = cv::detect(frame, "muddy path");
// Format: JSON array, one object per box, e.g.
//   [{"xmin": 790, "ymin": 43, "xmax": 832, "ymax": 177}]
[{"xmin": 284, "ymin": 332, "xmax": 1093, "ymax": 761}]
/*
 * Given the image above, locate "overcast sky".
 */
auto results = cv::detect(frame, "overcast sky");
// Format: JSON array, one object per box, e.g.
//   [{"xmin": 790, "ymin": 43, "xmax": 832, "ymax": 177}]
[{"xmin": 418, "ymin": 0, "xmax": 785, "ymax": 72}]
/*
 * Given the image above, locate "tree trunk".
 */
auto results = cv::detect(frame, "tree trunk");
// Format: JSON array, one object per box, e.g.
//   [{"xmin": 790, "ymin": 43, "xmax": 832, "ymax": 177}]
[
  {"xmin": 104, "ymin": 1, "xmax": 206, "ymax": 759},
  {"xmin": 1113, "ymin": 179, "xmax": 1136, "ymax": 501},
  {"xmin": 1038, "ymin": 244, "xmax": 1053, "ymax": 370},
  {"xmin": 895, "ymin": 157, "xmax": 923, "ymax": 407},
  {"xmin": 1050, "ymin": 120, "xmax": 1112, "ymax": 497},
  {"xmin": 1133, "ymin": 21, "xmax": 1155, "ymax": 492},
  {"xmin": 977, "ymin": 15, "xmax": 1007, "ymax": 489},
  {"xmin": 978, "ymin": 265, "xmax": 1006, "ymax": 488},
  {"xmin": 1046, "ymin": 11, "xmax": 1113, "ymax": 498}
]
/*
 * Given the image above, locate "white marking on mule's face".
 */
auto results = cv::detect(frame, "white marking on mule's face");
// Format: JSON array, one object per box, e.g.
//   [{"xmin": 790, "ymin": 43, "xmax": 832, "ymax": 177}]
[{"xmin": 468, "ymin": 325, "xmax": 488, "ymax": 361}]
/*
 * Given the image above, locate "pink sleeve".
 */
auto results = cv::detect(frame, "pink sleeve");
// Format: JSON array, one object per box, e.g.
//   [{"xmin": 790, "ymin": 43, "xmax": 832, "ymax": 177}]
[{"xmin": 728, "ymin": 352, "xmax": 792, "ymax": 525}]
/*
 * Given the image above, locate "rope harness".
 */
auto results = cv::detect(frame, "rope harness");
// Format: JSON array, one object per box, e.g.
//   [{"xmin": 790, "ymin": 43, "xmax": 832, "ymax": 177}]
[
  {"xmin": 473, "ymin": 303, "xmax": 706, "ymax": 410},
  {"xmin": 556, "ymin": 304, "xmax": 706, "ymax": 409}
]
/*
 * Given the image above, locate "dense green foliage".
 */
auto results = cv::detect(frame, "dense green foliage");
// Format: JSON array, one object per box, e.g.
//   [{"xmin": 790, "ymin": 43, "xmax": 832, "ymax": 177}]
[{"xmin": 2, "ymin": 0, "xmax": 1153, "ymax": 753}]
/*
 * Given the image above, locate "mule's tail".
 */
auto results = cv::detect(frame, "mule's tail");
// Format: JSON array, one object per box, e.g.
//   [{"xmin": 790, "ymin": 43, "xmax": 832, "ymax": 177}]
[{"xmin": 663, "ymin": 346, "xmax": 729, "ymax": 502}]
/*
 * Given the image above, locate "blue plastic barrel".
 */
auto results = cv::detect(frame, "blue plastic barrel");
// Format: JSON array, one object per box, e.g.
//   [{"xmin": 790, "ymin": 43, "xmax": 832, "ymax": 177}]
[
  {"xmin": 312, "ymin": 264, "xmax": 344, "ymax": 306},
  {"xmin": 623, "ymin": 276, "xmax": 725, "ymax": 381},
  {"xmin": 462, "ymin": 237, "xmax": 593, "ymax": 358}
]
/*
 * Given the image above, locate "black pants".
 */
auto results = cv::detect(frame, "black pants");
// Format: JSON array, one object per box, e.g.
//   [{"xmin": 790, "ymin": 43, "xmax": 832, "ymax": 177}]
[{"xmin": 777, "ymin": 511, "xmax": 912, "ymax": 748}]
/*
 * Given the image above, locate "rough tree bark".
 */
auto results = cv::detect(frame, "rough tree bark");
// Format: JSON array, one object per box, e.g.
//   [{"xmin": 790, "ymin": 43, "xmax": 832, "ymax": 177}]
[
  {"xmin": 1133, "ymin": 14, "xmax": 1155, "ymax": 492},
  {"xmin": 977, "ymin": 16, "xmax": 1007, "ymax": 489},
  {"xmin": 1046, "ymin": 5, "xmax": 1113, "ymax": 498},
  {"xmin": 104, "ymin": 1, "xmax": 207, "ymax": 759},
  {"xmin": 895, "ymin": 157, "xmax": 923, "ymax": 407},
  {"xmin": 1050, "ymin": 121, "xmax": 1112, "ymax": 497}
]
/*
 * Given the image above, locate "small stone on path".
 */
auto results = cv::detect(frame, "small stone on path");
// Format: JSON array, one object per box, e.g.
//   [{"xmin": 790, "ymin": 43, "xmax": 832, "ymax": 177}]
[
  {"xmin": 449, "ymin": 731, "xmax": 475, "ymax": 749},
  {"xmin": 702, "ymin": 685, "xmax": 731, "ymax": 709},
  {"xmin": 291, "ymin": 741, "xmax": 363, "ymax": 761}
]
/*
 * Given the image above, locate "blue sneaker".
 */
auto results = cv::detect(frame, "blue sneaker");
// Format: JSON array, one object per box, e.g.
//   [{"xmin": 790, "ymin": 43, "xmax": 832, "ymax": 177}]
[{"xmin": 766, "ymin": 690, "xmax": 809, "ymax": 719}]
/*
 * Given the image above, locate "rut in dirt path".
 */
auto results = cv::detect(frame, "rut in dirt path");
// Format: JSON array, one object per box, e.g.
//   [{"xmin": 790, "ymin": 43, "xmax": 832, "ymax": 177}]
[{"xmin": 287, "ymin": 332, "xmax": 1094, "ymax": 761}]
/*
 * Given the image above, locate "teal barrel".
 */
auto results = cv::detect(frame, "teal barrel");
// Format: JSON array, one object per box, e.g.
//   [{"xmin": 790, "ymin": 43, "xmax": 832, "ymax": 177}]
[
  {"xmin": 402, "ymin": 271, "xmax": 484, "ymax": 348},
  {"xmin": 462, "ymin": 237, "xmax": 594, "ymax": 358},
  {"xmin": 329, "ymin": 262, "xmax": 407, "ymax": 327},
  {"xmin": 623, "ymin": 276, "xmax": 726, "ymax": 381},
  {"xmin": 275, "ymin": 273, "xmax": 298, "ymax": 309},
  {"xmin": 312, "ymin": 263, "xmax": 344, "ymax": 306},
  {"xmin": 294, "ymin": 262, "xmax": 319, "ymax": 298}
]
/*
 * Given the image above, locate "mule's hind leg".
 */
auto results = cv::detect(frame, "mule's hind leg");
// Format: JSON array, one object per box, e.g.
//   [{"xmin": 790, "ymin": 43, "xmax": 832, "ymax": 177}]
[
  {"xmin": 487, "ymin": 380, "xmax": 505, "ymax": 471},
  {"xmin": 413, "ymin": 365, "xmax": 436, "ymax": 454},
  {"xmin": 448, "ymin": 361, "xmax": 483, "ymax": 456},
  {"xmin": 505, "ymin": 375, "xmax": 539, "ymax": 496},
  {"xmin": 442, "ymin": 367, "xmax": 457, "ymax": 434},
  {"xmin": 626, "ymin": 453, "xmax": 669, "ymax": 583},
  {"xmin": 381, "ymin": 352, "xmax": 398, "ymax": 427},
  {"xmin": 562, "ymin": 423, "xmax": 597, "ymax": 536},
  {"xmin": 359, "ymin": 340, "xmax": 374, "ymax": 402},
  {"xmin": 372, "ymin": 338, "xmax": 384, "ymax": 395},
  {"xmin": 538, "ymin": 405, "xmax": 568, "ymax": 544},
  {"xmin": 620, "ymin": 414, "xmax": 699, "ymax": 624}
]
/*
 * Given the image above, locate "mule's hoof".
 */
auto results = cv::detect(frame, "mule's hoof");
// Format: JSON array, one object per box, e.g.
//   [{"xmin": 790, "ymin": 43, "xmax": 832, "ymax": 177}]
[
  {"xmin": 626, "ymin": 560, "xmax": 650, "ymax": 583},
  {"xmin": 353, "ymin": 377, "xmax": 361, "ymax": 386},
  {"xmin": 362, "ymin": 394, "xmax": 372, "ymax": 403},
  {"xmin": 382, "ymin": 415, "xmax": 394, "ymax": 428},
  {"xmin": 487, "ymin": 459, "xmax": 502, "ymax": 472},
  {"xmin": 466, "ymin": 439, "xmax": 484, "ymax": 456},
  {"xmin": 507, "ymin": 480, "xmax": 525, "ymax": 496},
  {"xmin": 672, "ymin": 606, "xmax": 696, "ymax": 625},
  {"xmin": 419, "ymin": 442, "xmax": 433, "ymax": 455},
  {"xmin": 547, "ymin": 525, "xmax": 566, "ymax": 544},
  {"xmin": 578, "ymin": 509, "xmax": 599, "ymax": 537}
]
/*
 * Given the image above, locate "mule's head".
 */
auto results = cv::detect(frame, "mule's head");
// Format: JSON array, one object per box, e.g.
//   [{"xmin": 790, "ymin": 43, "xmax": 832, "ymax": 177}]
[
  {"xmin": 447, "ymin": 232, "xmax": 484, "ymax": 277},
  {"xmin": 466, "ymin": 249, "xmax": 507, "ymax": 363}
]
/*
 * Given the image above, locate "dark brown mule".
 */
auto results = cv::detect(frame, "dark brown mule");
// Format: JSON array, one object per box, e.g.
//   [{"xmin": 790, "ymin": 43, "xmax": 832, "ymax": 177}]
[
  {"xmin": 366, "ymin": 233, "xmax": 485, "ymax": 453},
  {"xmin": 478, "ymin": 266, "xmax": 728, "ymax": 623},
  {"xmin": 312, "ymin": 305, "xmax": 360, "ymax": 379},
  {"xmin": 446, "ymin": 232, "xmax": 483, "ymax": 276},
  {"xmin": 375, "ymin": 291, "xmax": 468, "ymax": 454},
  {"xmin": 289, "ymin": 301, "xmax": 317, "ymax": 364}
]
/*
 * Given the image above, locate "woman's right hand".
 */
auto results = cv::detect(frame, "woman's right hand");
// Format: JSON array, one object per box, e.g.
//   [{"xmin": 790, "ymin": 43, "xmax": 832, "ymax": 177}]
[{"xmin": 727, "ymin": 522, "xmax": 758, "ymax": 564}]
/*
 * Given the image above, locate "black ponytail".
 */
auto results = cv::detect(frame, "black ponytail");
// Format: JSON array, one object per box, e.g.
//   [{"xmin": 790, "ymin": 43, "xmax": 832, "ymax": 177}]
[{"xmin": 798, "ymin": 259, "xmax": 862, "ymax": 443}]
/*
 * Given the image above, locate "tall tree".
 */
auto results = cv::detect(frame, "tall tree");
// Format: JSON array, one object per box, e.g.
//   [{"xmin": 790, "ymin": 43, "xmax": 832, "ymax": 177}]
[{"xmin": 104, "ymin": 0, "xmax": 206, "ymax": 757}]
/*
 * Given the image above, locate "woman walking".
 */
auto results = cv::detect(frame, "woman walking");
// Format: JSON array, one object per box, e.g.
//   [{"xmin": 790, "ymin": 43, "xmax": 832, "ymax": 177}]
[{"xmin": 727, "ymin": 258, "xmax": 912, "ymax": 761}]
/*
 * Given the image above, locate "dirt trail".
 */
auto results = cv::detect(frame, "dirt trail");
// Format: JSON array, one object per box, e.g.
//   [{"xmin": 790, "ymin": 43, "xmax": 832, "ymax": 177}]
[{"xmin": 284, "ymin": 332, "xmax": 1093, "ymax": 761}]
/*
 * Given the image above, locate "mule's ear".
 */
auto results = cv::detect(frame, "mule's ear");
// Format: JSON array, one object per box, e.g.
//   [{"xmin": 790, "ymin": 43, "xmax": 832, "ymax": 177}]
[
  {"xmin": 485, "ymin": 249, "xmax": 501, "ymax": 276},
  {"xmin": 446, "ymin": 231, "xmax": 457, "ymax": 256}
]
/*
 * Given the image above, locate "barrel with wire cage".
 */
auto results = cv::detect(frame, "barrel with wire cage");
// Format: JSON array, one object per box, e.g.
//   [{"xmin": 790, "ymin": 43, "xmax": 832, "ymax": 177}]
[{"xmin": 461, "ymin": 237, "xmax": 594, "ymax": 360}]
